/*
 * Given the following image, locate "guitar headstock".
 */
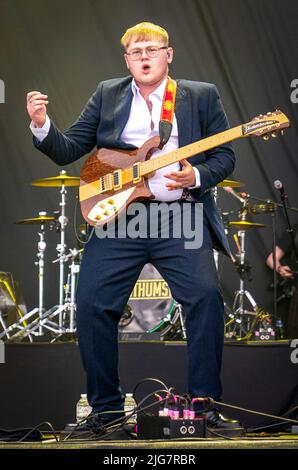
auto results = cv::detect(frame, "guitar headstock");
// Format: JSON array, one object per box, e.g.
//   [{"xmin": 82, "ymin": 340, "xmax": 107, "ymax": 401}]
[{"xmin": 242, "ymin": 110, "xmax": 290, "ymax": 140}]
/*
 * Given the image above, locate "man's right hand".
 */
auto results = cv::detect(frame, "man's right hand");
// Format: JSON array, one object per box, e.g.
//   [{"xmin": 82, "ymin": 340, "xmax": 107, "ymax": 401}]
[
  {"xmin": 277, "ymin": 265, "xmax": 295, "ymax": 278},
  {"xmin": 27, "ymin": 91, "xmax": 49, "ymax": 128}
]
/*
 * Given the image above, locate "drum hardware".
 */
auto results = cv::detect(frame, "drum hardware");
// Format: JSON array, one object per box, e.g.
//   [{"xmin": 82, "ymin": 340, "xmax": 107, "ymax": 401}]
[
  {"xmin": 1, "ymin": 212, "xmax": 59, "ymax": 341},
  {"xmin": 230, "ymin": 218, "xmax": 263, "ymax": 337},
  {"xmin": 147, "ymin": 301, "xmax": 187, "ymax": 340},
  {"xmin": 2, "ymin": 172, "xmax": 81, "ymax": 342},
  {"xmin": 0, "ymin": 272, "xmax": 30, "ymax": 341},
  {"xmin": 238, "ymin": 308, "xmax": 275, "ymax": 342},
  {"xmin": 31, "ymin": 171, "xmax": 80, "ymax": 334},
  {"xmin": 221, "ymin": 191, "xmax": 265, "ymax": 339},
  {"xmin": 268, "ymin": 277, "xmax": 296, "ymax": 303},
  {"xmin": 237, "ymin": 192, "xmax": 298, "ymax": 334},
  {"xmin": 19, "ymin": 247, "xmax": 83, "ymax": 341},
  {"xmin": 228, "ymin": 221, "xmax": 266, "ymax": 229},
  {"xmin": 119, "ymin": 301, "xmax": 186, "ymax": 340},
  {"xmin": 212, "ymin": 187, "xmax": 220, "ymax": 270},
  {"xmin": 213, "ymin": 181, "xmax": 245, "ymax": 271},
  {"xmin": 249, "ymin": 203, "xmax": 276, "ymax": 214},
  {"xmin": 223, "ymin": 189, "xmax": 298, "ymax": 340},
  {"xmin": 233, "ymin": 256, "xmax": 252, "ymax": 282},
  {"xmin": 56, "ymin": 248, "xmax": 83, "ymax": 333},
  {"xmin": 118, "ymin": 304, "xmax": 133, "ymax": 328},
  {"xmin": 118, "ymin": 263, "xmax": 186, "ymax": 340},
  {"xmin": 224, "ymin": 303, "xmax": 242, "ymax": 340}
]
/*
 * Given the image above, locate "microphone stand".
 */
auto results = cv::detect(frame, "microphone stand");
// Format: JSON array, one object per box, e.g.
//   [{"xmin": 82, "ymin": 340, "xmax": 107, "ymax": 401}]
[
  {"xmin": 271, "ymin": 208, "xmax": 278, "ymax": 322},
  {"xmin": 278, "ymin": 191, "xmax": 298, "ymax": 306}
]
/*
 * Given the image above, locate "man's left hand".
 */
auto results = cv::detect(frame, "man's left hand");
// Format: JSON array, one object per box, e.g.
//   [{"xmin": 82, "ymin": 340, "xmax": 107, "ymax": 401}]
[{"xmin": 164, "ymin": 159, "xmax": 196, "ymax": 190}]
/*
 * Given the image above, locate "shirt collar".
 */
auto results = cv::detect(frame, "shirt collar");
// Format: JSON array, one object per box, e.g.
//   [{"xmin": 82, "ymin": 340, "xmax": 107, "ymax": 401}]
[{"xmin": 131, "ymin": 77, "xmax": 168, "ymax": 100}]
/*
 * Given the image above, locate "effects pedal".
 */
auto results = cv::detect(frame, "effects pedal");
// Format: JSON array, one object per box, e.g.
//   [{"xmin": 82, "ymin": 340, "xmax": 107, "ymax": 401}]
[{"xmin": 137, "ymin": 414, "xmax": 206, "ymax": 439}]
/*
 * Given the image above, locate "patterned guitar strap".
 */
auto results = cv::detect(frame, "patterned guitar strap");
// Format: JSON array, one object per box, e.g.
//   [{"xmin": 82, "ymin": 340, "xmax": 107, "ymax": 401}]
[{"xmin": 158, "ymin": 76, "xmax": 177, "ymax": 148}]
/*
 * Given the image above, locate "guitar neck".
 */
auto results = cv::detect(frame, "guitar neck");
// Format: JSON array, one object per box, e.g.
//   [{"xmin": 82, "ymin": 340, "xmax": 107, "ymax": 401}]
[{"xmin": 141, "ymin": 124, "xmax": 244, "ymax": 176}]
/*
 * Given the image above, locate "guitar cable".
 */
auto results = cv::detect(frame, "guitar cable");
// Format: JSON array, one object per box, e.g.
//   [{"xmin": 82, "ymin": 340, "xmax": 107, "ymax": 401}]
[{"xmin": 73, "ymin": 193, "xmax": 95, "ymax": 246}]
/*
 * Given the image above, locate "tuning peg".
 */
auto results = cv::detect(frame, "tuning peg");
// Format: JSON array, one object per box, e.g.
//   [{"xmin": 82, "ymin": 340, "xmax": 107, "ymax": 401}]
[
  {"xmin": 267, "ymin": 112, "xmax": 272, "ymax": 116},
  {"xmin": 271, "ymin": 132, "xmax": 277, "ymax": 138},
  {"xmin": 262, "ymin": 134, "xmax": 270, "ymax": 141}
]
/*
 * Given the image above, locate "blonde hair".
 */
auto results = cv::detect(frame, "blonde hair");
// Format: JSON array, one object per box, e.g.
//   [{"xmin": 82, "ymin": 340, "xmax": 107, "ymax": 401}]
[{"xmin": 121, "ymin": 22, "xmax": 169, "ymax": 49}]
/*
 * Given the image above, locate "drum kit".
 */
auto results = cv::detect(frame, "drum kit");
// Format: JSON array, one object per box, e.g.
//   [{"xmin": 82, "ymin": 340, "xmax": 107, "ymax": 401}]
[
  {"xmin": 0, "ymin": 171, "xmax": 279, "ymax": 342},
  {"xmin": 0, "ymin": 170, "xmax": 84, "ymax": 342}
]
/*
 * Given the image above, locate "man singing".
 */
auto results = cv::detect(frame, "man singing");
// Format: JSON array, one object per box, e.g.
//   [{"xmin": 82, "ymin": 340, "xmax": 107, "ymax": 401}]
[{"xmin": 27, "ymin": 21, "xmax": 239, "ymax": 438}]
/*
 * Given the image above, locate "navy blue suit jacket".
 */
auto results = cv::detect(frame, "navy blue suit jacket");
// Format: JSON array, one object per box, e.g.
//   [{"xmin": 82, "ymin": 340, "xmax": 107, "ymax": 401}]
[{"xmin": 33, "ymin": 76, "xmax": 235, "ymax": 253}]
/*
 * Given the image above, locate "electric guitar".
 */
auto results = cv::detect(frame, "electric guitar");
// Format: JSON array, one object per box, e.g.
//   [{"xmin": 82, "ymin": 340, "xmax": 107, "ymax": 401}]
[{"xmin": 79, "ymin": 110, "xmax": 290, "ymax": 227}]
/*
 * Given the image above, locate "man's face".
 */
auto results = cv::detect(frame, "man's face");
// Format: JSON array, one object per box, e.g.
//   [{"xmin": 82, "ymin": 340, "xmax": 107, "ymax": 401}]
[{"xmin": 124, "ymin": 39, "xmax": 173, "ymax": 88}]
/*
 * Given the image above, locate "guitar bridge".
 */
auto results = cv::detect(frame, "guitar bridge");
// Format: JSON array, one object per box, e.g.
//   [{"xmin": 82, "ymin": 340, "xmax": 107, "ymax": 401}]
[{"xmin": 99, "ymin": 173, "xmax": 113, "ymax": 193}]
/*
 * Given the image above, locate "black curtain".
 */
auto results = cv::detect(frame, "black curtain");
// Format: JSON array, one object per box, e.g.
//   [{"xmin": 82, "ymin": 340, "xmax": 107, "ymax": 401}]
[{"xmin": 0, "ymin": 0, "xmax": 297, "ymax": 318}]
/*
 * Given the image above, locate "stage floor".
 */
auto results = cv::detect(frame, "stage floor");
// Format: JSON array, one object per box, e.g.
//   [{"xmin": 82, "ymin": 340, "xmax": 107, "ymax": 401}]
[
  {"xmin": 1, "ymin": 435, "xmax": 298, "ymax": 450},
  {"xmin": 0, "ymin": 340, "xmax": 298, "ymax": 433}
]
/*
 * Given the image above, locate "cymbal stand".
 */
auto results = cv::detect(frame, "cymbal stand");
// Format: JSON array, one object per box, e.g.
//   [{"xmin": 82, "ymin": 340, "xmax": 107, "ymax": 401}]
[
  {"xmin": 39, "ymin": 177, "xmax": 69, "ymax": 335},
  {"xmin": 224, "ymin": 302, "xmax": 242, "ymax": 339},
  {"xmin": 213, "ymin": 188, "xmax": 241, "ymax": 337},
  {"xmin": 232, "ymin": 208, "xmax": 259, "ymax": 338},
  {"xmin": 28, "ymin": 247, "xmax": 82, "ymax": 340},
  {"xmin": 61, "ymin": 248, "xmax": 82, "ymax": 333},
  {"xmin": 0, "ymin": 216, "xmax": 51, "ymax": 341},
  {"xmin": 212, "ymin": 187, "xmax": 219, "ymax": 270},
  {"xmin": 35, "ymin": 218, "xmax": 47, "ymax": 336},
  {"xmin": 57, "ymin": 179, "xmax": 68, "ymax": 330}
]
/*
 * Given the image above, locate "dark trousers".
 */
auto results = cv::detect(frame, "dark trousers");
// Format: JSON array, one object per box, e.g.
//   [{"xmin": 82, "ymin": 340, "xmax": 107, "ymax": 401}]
[{"xmin": 76, "ymin": 201, "xmax": 224, "ymax": 417}]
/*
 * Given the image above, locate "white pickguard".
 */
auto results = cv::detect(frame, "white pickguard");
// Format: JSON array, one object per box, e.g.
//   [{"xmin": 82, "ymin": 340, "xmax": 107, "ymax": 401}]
[{"xmin": 87, "ymin": 187, "xmax": 136, "ymax": 224}]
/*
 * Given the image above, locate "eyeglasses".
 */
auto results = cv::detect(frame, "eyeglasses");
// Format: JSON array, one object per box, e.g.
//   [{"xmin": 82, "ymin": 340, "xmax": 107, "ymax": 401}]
[{"xmin": 126, "ymin": 46, "xmax": 168, "ymax": 61}]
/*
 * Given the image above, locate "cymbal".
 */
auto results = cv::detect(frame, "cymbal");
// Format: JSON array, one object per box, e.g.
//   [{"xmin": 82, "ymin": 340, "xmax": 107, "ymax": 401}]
[
  {"xmin": 228, "ymin": 221, "xmax": 266, "ymax": 229},
  {"xmin": 15, "ymin": 216, "xmax": 56, "ymax": 225},
  {"xmin": 31, "ymin": 172, "xmax": 79, "ymax": 187},
  {"xmin": 218, "ymin": 179, "xmax": 245, "ymax": 188}
]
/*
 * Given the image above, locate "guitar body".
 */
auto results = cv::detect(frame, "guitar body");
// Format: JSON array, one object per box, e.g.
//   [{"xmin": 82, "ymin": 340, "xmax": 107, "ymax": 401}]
[{"xmin": 80, "ymin": 136, "xmax": 161, "ymax": 226}]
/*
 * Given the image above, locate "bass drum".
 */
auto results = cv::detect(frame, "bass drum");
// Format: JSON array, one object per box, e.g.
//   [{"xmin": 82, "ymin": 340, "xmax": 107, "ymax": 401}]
[{"xmin": 119, "ymin": 263, "xmax": 177, "ymax": 334}]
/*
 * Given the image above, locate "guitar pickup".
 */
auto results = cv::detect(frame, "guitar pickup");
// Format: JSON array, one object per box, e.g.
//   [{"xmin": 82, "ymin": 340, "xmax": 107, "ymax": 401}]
[
  {"xmin": 113, "ymin": 169, "xmax": 122, "ymax": 190},
  {"xmin": 132, "ymin": 162, "xmax": 141, "ymax": 184}
]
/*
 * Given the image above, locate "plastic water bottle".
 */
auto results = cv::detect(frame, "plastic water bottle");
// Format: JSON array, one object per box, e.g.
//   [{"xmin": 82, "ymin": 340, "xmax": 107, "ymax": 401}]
[
  {"xmin": 275, "ymin": 318, "xmax": 285, "ymax": 340},
  {"xmin": 124, "ymin": 393, "xmax": 137, "ymax": 424},
  {"xmin": 76, "ymin": 393, "xmax": 92, "ymax": 423}
]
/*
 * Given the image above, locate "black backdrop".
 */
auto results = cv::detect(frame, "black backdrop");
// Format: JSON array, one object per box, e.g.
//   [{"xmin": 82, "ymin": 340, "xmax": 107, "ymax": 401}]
[{"xmin": 0, "ymin": 0, "xmax": 297, "ymax": 318}]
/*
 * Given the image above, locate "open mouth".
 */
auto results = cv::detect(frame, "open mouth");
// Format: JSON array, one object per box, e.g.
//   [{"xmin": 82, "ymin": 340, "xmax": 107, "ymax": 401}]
[{"xmin": 142, "ymin": 64, "xmax": 151, "ymax": 73}]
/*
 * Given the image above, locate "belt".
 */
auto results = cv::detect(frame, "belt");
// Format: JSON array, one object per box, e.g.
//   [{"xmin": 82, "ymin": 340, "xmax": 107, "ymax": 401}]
[{"xmin": 139, "ymin": 189, "xmax": 196, "ymax": 204}]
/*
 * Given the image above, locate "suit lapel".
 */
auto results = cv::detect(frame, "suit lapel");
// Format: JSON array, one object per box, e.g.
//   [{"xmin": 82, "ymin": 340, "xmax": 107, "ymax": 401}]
[{"xmin": 114, "ymin": 79, "xmax": 133, "ymax": 143}]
